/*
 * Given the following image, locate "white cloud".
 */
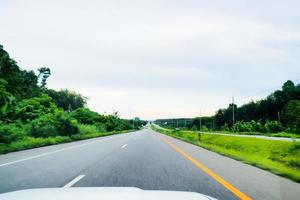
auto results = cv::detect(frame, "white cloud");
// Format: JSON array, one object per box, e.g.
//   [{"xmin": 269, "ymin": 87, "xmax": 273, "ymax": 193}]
[{"xmin": 1, "ymin": 0, "xmax": 299, "ymax": 119}]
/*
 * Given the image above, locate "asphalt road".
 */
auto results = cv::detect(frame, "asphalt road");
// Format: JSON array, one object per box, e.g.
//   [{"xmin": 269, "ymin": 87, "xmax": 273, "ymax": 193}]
[{"xmin": 0, "ymin": 129, "xmax": 299, "ymax": 200}]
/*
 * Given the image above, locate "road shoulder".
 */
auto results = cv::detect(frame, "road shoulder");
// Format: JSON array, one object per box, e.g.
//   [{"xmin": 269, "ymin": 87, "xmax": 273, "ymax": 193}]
[{"xmin": 153, "ymin": 130, "xmax": 300, "ymax": 200}]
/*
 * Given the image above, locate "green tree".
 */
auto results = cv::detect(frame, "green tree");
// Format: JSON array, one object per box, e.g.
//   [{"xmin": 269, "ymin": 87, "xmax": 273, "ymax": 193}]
[
  {"xmin": 0, "ymin": 79, "xmax": 15, "ymax": 119},
  {"xmin": 213, "ymin": 80, "xmax": 300, "ymax": 130},
  {"xmin": 14, "ymin": 94, "xmax": 58, "ymax": 122},
  {"xmin": 37, "ymin": 67, "xmax": 51, "ymax": 89},
  {"xmin": 0, "ymin": 44, "xmax": 40, "ymax": 99},
  {"xmin": 46, "ymin": 89, "xmax": 87, "ymax": 111},
  {"xmin": 282, "ymin": 100, "xmax": 300, "ymax": 134},
  {"xmin": 70, "ymin": 108, "xmax": 100, "ymax": 124},
  {"xmin": 53, "ymin": 111, "xmax": 79, "ymax": 136},
  {"xmin": 264, "ymin": 121, "xmax": 283, "ymax": 133}
]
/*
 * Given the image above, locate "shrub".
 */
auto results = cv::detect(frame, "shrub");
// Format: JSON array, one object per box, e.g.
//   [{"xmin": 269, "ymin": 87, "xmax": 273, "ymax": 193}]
[
  {"xmin": 232, "ymin": 121, "xmax": 248, "ymax": 132},
  {"xmin": 249, "ymin": 120, "xmax": 265, "ymax": 132},
  {"xmin": 30, "ymin": 112, "xmax": 79, "ymax": 137},
  {"xmin": 201, "ymin": 125, "xmax": 209, "ymax": 132},
  {"xmin": 265, "ymin": 120, "xmax": 283, "ymax": 133},
  {"xmin": 191, "ymin": 125, "xmax": 198, "ymax": 131},
  {"xmin": 103, "ymin": 115, "xmax": 131, "ymax": 132},
  {"xmin": 231, "ymin": 120, "xmax": 268, "ymax": 133},
  {"xmin": 53, "ymin": 112, "xmax": 79, "ymax": 136},
  {"xmin": 29, "ymin": 114, "xmax": 58, "ymax": 137},
  {"xmin": 70, "ymin": 108, "xmax": 100, "ymax": 124},
  {"xmin": 0, "ymin": 123, "xmax": 26, "ymax": 144},
  {"xmin": 282, "ymin": 100, "xmax": 300, "ymax": 134},
  {"xmin": 14, "ymin": 94, "xmax": 58, "ymax": 122},
  {"xmin": 94, "ymin": 122, "xmax": 107, "ymax": 132},
  {"xmin": 221, "ymin": 123, "xmax": 230, "ymax": 131},
  {"xmin": 78, "ymin": 124, "xmax": 99, "ymax": 135}
]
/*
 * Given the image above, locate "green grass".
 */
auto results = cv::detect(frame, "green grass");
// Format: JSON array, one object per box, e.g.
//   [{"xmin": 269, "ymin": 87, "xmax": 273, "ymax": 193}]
[
  {"xmin": 190, "ymin": 130, "xmax": 300, "ymax": 138},
  {"xmin": 152, "ymin": 125, "xmax": 300, "ymax": 182},
  {"xmin": 0, "ymin": 129, "xmax": 133, "ymax": 154},
  {"xmin": 269, "ymin": 132, "xmax": 300, "ymax": 138}
]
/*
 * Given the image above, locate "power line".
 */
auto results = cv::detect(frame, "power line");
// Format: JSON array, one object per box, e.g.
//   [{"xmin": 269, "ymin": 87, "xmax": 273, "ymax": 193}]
[{"xmin": 242, "ymin": 78, "xmax": 300, "ymax": 100}]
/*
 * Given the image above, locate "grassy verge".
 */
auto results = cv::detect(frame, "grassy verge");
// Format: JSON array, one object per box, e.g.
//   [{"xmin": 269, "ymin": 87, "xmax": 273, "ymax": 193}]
[
  {"xmin": 212, "ymin": 131, "xmax": 300, "ymax": 138},
  {"xmin": 0, "ymin": 129, "xmax": 133, "ymax": 155},
  {"xmin": 152, "ymin": 125, "xmax": 300, "ymax": 182},
  {"xmin": 187, "ymin": 130, "xmax": 300, "ymax": 139},
  {"xmin": 171, "ymin": 129, "xmax": 300, "ymax": 138}
]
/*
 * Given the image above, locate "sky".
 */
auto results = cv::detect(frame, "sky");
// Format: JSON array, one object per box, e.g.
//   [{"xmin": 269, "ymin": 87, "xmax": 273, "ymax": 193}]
[{"xmin": 0, "ymin": 0, "xmax": 300, "ymax": 120}]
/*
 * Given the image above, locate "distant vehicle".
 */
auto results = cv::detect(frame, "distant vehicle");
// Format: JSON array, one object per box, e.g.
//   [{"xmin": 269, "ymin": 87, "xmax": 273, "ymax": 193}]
[{"xmin": 0, "ymin": 187, "xmax": 217, "ymax": 200}]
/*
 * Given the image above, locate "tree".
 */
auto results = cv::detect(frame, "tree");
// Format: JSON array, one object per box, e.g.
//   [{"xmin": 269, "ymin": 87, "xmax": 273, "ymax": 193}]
[
  {"xmin": 37, "ymin": 67, "xmax": 51, "ymax": 89},
  {"xmin": 212, "ymin": 80, "xmax": 300, "ymax": 131},
  {"xmin": 0, "ymin": 44, "xmax": 41, "ymax": 99},
  {"xmin": 0, "ymin": 79, "xmax": 15, "ymax": 120},
  {"xmin": 53, "ymin": 111, "xmax": 79, "ymax": 136},
  {"xmin": 46, "ymin": 89, "xmax": 87, "ymax": 111},
  {"xmin": 282, "ymin": 100, "xmax": 300, "ymax": 134},
  {"xmin": 70, "ymin": 108, "xmax": 100, "ymax": 124},
  {"xmin": 14, "ymin": 94, "xmax": 58, "ymax": 122}
]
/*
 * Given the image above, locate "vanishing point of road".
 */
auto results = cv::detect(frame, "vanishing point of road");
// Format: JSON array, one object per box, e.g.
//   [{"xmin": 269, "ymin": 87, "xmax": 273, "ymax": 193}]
[{"xmin": 0, "ymin": 129, "xmax": 299, "ymax": 200}]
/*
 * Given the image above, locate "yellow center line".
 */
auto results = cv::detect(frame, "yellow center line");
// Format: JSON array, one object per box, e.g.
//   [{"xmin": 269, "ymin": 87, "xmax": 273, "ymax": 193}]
[{"xmin": 158, "ymin": 135, "xmax": 251, "ymax": 200}]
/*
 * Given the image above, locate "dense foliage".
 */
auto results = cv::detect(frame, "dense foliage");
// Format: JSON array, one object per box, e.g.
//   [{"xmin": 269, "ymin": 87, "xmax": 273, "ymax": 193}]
[
  {"xmin": 214, "ymin": 80, "xmax": 300, "ymax": 133},
  {"xmin": 46, "ymin": 89, "xmax": 87, "ymax": 111},
  {"xmin": 0, "ymin": 44, "xmax": 143, "ymax": 149},
  {"xmin": 155, "ymin": 80, "xmax": 300, "ymax": 134}
]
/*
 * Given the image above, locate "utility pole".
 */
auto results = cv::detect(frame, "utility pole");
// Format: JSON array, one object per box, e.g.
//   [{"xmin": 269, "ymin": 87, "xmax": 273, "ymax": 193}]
[
  {"xmin": 68, "ymin": 103, "xmax": 71, "ymax": 112},
  {"xmin": 199, "ymin": 110, "xmax": 202, "ymax": 132},
  {"xmin": 278, "ymin": 111, "xmax": 280, "ymax": 123},
  {"xmin": 132, "ymin": 119, "xmax": 135, "ymax": 130},
  {"xmin": 198, "ymin": 109, "xmax": 202, "ymax": 142},
  {"xmin": 232, "ymin": 97, "xmax": 235, "ymax": 126}
]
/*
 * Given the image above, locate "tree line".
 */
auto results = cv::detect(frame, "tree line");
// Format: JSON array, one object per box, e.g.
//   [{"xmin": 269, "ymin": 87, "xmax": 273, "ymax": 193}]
[
  {"xmin": 0, "ymin": 44, "xmax": 146, "ymax": 146},
  {"xmin": 155, "ymin": 80, "xmax": 300, "ymax": 134}
]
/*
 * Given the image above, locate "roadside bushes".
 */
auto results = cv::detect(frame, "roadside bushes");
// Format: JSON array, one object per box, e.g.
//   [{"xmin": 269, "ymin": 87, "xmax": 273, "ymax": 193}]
[
  {"xmin": 52, "ymin": 111, "xmax": 79, "ymax": 136},
  {"xmin": 100, "ymin": 115, "xmax": 131, "ymax": 132},
  {"xmin": 0, "ymin": 123, "xmax": 26, "ymax": 144},
  {"xmin": 14, "ymin": 94, "xmax": 58, "ymax": 122},
  {"xmin": 1, "ymin": 109, "xmax": 133, "ymax": 145},
  {"xmin": 29, "ymin": 112, "xmax": 79, "ymax": 138},
  {"xmin": 282, "ymin": 100, "xmax": 300, "ymax": 134},
  {"xmin": 78, "ymin": 124, "xmax": 99, "ymax": 135},
  {"xmin": 70, "ymin": 108, "xmax": 133, "ymax": 132},
  {"xmin": 70, "ymin": 108, "xmax": 99, "ymax": 124},
  {"xmin": 232, "ymin": 121, "xmax": 264, "ymax": 133},
  {"xmin": 29, "ymin": 114, "xmax": 57, "ymax": 137},
  {"xmin": 264, "ymin": 121, "xmax": 283, "ymax": 133},
  {"xmin": 230, "ymin": 120, "xmax": 283, "ymax": 133}
]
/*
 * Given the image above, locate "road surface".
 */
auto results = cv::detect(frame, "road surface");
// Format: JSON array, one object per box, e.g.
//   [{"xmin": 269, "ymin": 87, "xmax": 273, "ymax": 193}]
[{"xmin": 0, "ymin": 129, "xmax": 299, "ymax": 200}]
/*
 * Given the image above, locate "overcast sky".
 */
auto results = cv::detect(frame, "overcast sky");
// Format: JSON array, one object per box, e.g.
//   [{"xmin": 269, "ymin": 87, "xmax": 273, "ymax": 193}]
[{"xmin": 1, "ymin": 0, "xmax": 300, "ymax": 120}]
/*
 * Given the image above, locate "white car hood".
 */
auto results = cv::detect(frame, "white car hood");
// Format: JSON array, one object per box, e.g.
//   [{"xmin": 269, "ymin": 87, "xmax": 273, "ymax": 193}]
[{"xmin": 0, "ymin": 187, "xmax": 217, "ymax": 200}]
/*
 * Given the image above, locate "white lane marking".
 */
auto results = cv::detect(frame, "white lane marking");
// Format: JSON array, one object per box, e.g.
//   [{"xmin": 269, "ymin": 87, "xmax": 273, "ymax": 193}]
[
  {"xmin": 0, "ymin": 137, "xmax": 116, "ymax": 167},
  {"xmin": 63, "ymin": 175, "xmax": 85, "ymax": 188},
  {"xmin": 121, "ymin": 144, "xmax": 128, "ymax": 148}
]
